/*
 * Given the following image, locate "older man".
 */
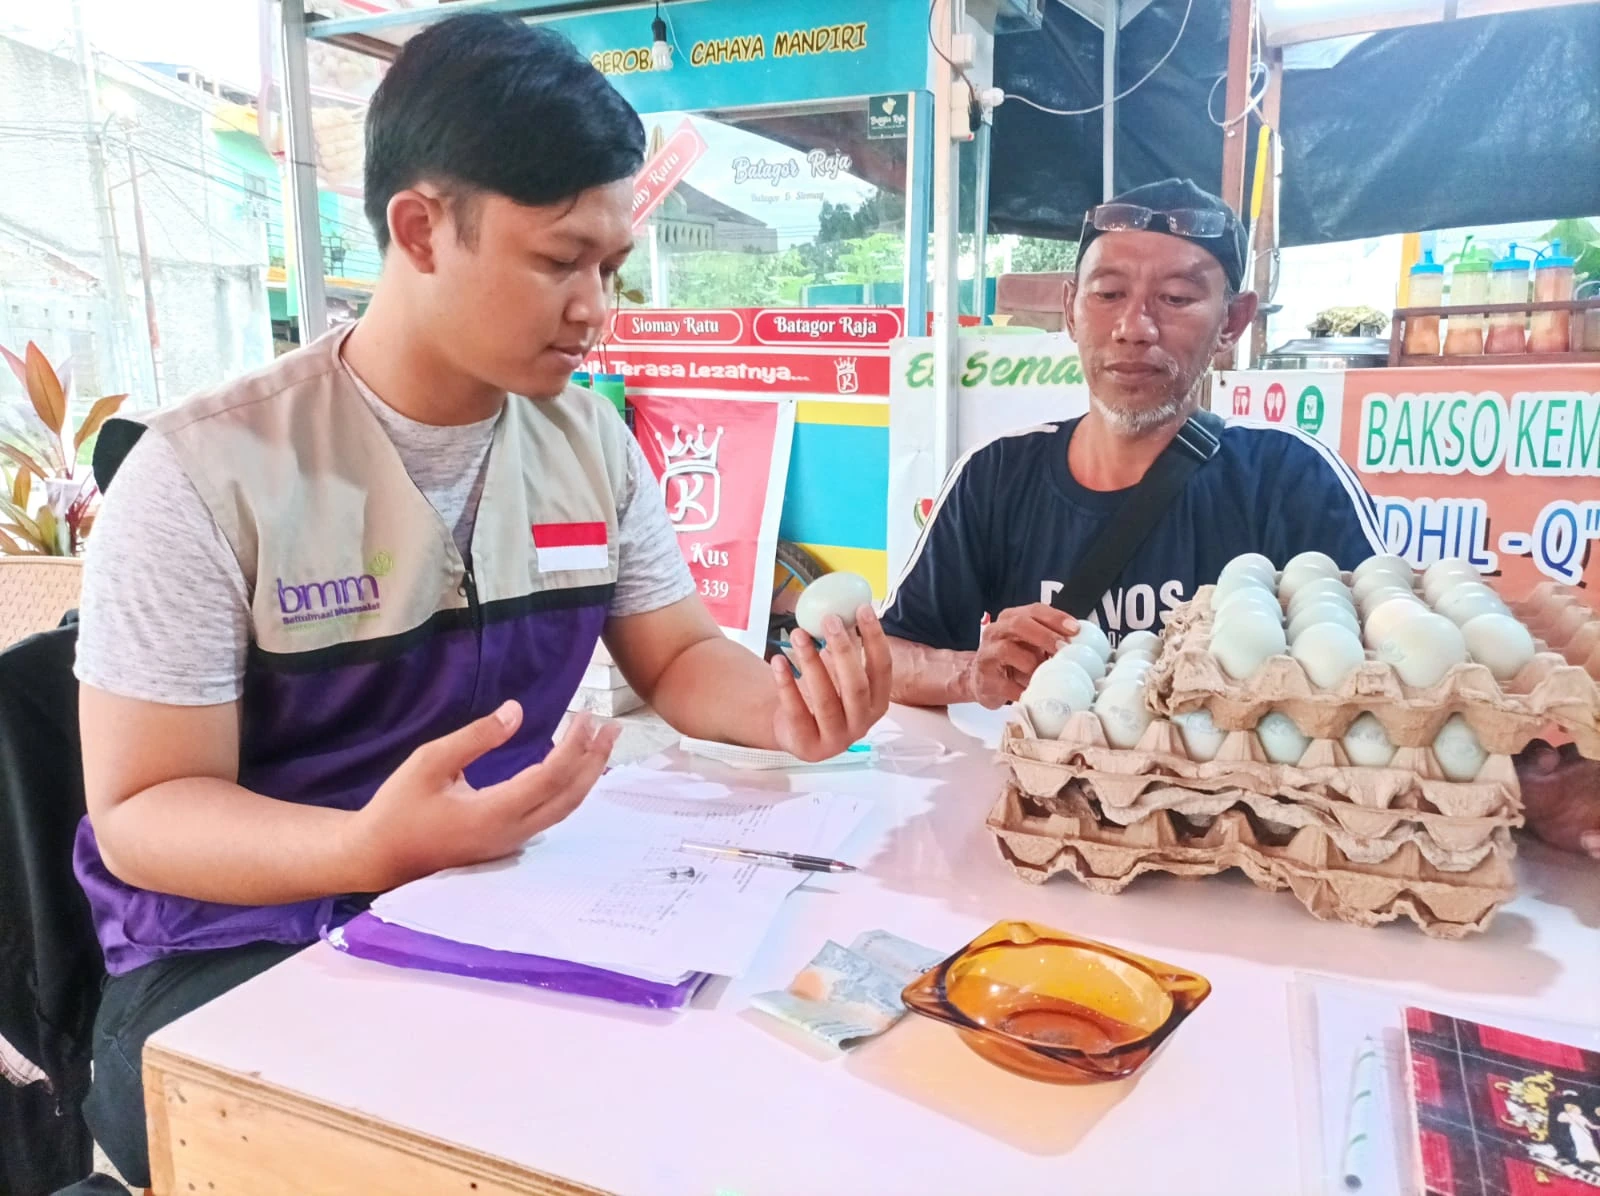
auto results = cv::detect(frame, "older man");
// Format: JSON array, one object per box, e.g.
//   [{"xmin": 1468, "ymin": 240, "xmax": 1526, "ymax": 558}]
[{"xmin": 882, "ymin": 178, "xmax": 1384, "ymax": 708}]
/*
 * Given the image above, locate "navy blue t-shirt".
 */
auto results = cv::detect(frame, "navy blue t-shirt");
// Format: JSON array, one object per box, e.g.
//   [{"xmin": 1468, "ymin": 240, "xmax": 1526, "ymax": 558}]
[{"xmin": 880, "ymin": 417, "xmax": 1385, "ymax": 652}]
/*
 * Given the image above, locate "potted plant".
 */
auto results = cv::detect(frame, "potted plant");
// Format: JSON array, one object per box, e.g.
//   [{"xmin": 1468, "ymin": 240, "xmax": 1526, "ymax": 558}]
[{"xmin": 0, "ymin": 343, "xmax": 126, "ymax": 557}]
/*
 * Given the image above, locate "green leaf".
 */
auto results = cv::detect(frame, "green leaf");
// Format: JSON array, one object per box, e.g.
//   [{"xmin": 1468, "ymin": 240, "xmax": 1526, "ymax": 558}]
[
  {"xmin": 0, "ymin": 493, "xmax": 46, "ymax": 547},
  {"xmin": 1573, "ymin": 245, "xmax": 1600, "ymax": 286},
  {"xmin": 34, "ymin": 506, "xmax": 60, "ymax": 555},
  {"xmin": 1541, "ymin": 218, "xmax": 1600, "ymax": 257}
]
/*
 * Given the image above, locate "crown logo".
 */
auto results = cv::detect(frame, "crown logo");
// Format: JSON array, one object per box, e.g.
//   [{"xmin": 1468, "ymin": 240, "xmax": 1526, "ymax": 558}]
[
  {"xmin": 654, "ymin": 423, "xmax": 725, "ymax": 533},
  {"xmin": 654, "ymin": 422, "xmax": 724, "ymax": 470}
]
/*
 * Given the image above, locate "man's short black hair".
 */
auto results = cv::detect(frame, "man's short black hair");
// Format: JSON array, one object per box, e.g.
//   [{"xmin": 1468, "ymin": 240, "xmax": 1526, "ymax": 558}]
[{"xmin": 363, "ymin": 14, "xmax": 646, "ymax": 252}]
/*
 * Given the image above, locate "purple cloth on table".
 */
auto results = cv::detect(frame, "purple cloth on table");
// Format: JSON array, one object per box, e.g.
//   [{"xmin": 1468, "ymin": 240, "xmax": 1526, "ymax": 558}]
[{"xmin": 326, "ymin": 912, "xmax": 706, "ymax": 1010}]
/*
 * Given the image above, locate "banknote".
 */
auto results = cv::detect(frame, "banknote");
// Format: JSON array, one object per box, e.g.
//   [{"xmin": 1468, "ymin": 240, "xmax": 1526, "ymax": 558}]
[{"xmin": 750, "ymin": 930, "xmax": 946, "ymax": 1051}]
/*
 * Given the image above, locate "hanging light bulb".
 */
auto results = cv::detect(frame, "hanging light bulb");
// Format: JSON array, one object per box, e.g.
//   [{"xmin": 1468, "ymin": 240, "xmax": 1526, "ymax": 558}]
[{"xmin": 650, "ymin": 3, "xmax": 672, "ymax": 71}]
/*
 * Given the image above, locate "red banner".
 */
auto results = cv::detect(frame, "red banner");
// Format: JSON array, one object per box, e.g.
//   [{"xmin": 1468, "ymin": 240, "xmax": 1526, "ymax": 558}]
[
  {"xmin": 630, "ymin": 120, "xmax": 708, "ymax": 232},
  {"xmin": 583, "ymin": 347, "xmax": 889, "ymax": 397},
  {"xmin": 750, "ymin": 307, "xmax": 904, "ymax": 346},
  {"xmin": 611, "ymin": 309, "xmax": 746, "ymax": 345},
  {"xmin": 630, "ymin": 394, "xmax": 787, "ymax": 639},
  {"xmin": 587, "ymin": 305, "xmax": 901, "ymax": 398}
]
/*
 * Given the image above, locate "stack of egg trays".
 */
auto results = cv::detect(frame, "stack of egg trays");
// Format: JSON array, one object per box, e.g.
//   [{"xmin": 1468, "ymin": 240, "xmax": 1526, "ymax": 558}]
[
  {"xmin": 1148, "ymin": 586, "xmax": 1600, "ymax": 759},
  {"xmin": 989, "ymin": 699, "xmax": 1522, "ymax": 940},
  {"xmin": 1513, "ymin": 583, "xmax": 1600, "ymax": 681}
]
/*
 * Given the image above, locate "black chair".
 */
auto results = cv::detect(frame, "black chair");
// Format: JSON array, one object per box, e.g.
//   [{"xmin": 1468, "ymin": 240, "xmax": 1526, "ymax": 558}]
[{"xmin": 0, "ymin": 620, "xmax": 107, "ymax": 1195}]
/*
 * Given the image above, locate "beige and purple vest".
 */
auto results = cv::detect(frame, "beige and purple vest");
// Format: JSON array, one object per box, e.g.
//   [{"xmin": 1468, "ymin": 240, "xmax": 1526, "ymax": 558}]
[{"xmin": 75, "ymin": 326, "xmax": 629, "ymax": 974}]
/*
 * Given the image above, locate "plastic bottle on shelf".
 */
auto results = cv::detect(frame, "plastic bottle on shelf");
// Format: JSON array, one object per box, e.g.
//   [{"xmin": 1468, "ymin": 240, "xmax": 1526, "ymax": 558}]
[
  {"xmin": 1443, "ymin": 252, "xmax": 1490, "ymax": 356},
  {"xmin": 1402, "ymin": 250, "xmax": 1444, "ymax": 356},
  {"xmin": 1577, "ymin": 280, "xmax": 1600, "ymax": 352},
  {"xmin": 1529, "ymin": 242, "xmax": 1576, "ymax": 353},
  {"xmin": 1485, "ymin": 245, "xmax": 1531, "ymax": 355}
]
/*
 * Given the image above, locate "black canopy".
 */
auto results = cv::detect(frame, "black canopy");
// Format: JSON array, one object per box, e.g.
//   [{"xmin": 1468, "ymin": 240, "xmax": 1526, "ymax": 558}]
[{"xmin": 988, "ymin": 0, "xmax": 1600, "ymax": 246}]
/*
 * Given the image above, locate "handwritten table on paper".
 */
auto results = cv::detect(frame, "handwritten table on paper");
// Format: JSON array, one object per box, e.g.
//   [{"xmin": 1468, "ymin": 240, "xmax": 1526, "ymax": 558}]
[{"xmin": 369, "ymin": 767, "xmax": 872, "ymax": 982}]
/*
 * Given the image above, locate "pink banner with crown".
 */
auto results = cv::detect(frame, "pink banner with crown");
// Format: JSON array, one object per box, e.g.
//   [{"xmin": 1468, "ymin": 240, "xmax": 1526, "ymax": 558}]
[{"xmin": 630, "ymin": 391, "xmax": 797, "ymax": 655}]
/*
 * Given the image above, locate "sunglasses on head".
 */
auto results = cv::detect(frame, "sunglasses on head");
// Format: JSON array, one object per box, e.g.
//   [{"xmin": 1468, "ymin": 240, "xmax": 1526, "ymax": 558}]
[{"xmin": 1084, "ymin": 203, "xmax": 1230, "ymax": 239}]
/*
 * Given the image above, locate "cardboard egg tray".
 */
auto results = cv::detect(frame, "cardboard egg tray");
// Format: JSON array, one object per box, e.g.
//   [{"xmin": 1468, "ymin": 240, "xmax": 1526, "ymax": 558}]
[
  {"xmin": 1000, "ymin": 715, "xmax": 1519, "ymax": 871},
  {"xmin": 1146, "ymin": 587, "xmax": 1600, "ymax": 757},
  {"xmin": 986, "ymin": 779, "xmax": 1514, "ymax": 939},
  {"xmin": 1512, "ymin": 583, "xmax": 1600, "ymax": 678}
]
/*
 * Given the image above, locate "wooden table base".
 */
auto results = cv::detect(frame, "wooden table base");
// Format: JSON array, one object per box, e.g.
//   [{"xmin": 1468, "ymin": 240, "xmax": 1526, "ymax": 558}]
[{"xmin": 143, "ymin": 1044, "xmax": 609, "ymax": 1196}]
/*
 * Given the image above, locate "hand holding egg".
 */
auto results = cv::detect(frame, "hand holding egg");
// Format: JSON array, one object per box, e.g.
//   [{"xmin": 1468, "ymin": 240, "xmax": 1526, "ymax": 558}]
[
  {"xmin": 773, "ymin": 572, "xmax": 892, "ymax": 762},
  {"xmin": 963, "ymin": 603, "xmax": 1083, "ymax": 710}
]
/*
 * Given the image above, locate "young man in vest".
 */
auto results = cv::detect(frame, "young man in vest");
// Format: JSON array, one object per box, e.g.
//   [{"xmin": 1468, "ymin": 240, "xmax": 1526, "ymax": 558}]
[
  {"xmin": 882, "ymin": 179, "xmax": 1384, "ymax": 709},
  {"xmin": 65, "ymin": 17, "xmax": 889, "ymax": 1190}
]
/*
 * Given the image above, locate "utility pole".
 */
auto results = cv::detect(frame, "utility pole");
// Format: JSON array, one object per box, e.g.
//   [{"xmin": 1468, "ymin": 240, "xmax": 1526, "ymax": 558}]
[
  {"xmin": 124, "ymin": 140, "xmax": 164, "ymax": 403},
  {"xmin": 69, "ymin": 0, "xmax": 134, "ymax": 396}
]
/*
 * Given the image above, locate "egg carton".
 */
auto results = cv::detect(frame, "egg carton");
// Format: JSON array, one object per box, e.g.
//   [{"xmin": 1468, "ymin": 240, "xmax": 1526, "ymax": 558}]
[
  {"xmin": 1147, "ymin": 588, "xmax": 1600, "ymax": 757},
  {"xmin": 1512, "ymin": 583, "xmax": 1600, "ymax": 678},
  {"xmin": 999, "ymin": 718, "xmax": 1519, "ymax": 868},
  {"xmin": 986, "ymin": 781, "xmax": 1515, "ymax": 939},
  {"xmin": 1002, "ymin": 712, "xmax": 1521, "ymax": 820}
]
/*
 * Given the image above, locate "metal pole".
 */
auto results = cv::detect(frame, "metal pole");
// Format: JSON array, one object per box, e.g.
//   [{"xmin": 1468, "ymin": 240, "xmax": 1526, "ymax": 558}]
[
  {"xmin": 1102, "ymin": 0, "xmax": 1118, "ymax": 200},
  {"xmin": 70, "ymin": 0, "xmax": 133, "ymax": 394},
  {"xmin": 930, "ymin": 0, "xmax": 963, "ymax": 477},
  {"xmin": 125, "ymin": 140, "xmax": 164, "ymax": 404},
  {"xmin": 281, "ymin": 0, "xmax": 328, "ymax": 341},
  {"xmin": 972, "ymin": 116, "xmax": 992, "ymax": 322},
  {"xmin": 1219, "ymin": 0, "xmax": 1255, "ymax": 214}
]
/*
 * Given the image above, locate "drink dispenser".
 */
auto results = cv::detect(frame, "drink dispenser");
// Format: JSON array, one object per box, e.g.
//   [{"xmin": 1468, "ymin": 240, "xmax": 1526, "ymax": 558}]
[
  {"xmin": 1530, "ymin": 242, "xmax": 1576, "ymax": 353},
  {"xmin": 1443, "ymin": 256, "xmax": 1490, "ymax": 356},
  {"xmin": 1402, "ymin": 250, "xmax": 1444, "ymax": 355},
  {"xmin": 1486, "ymin": 245, "xmax": 1531, "ymax": 355}
]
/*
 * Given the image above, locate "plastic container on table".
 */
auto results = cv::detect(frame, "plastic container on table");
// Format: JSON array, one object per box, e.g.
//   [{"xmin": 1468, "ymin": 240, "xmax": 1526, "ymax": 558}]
[
  {"xmin": 1530, "ymin": 242, "xmax": 1576, "ymax": 353},
  {"xmin": 1402, "ymin": 250, "xmax": 1445, "ymax": 355},
  {"xmin": 1486, "ymin": 245, "xmax": 1531, "ymax": 355},
  {"xmin": 1578, "ymin": 280, "xmax": 1600, "ymax": 352},
  {"xmin": 1443, "ymin": 258, "xmax": 1490, "ymax": 356}
]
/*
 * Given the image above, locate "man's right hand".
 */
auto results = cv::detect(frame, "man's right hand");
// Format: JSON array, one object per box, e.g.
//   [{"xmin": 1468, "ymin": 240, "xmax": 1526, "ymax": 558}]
[
  {"xmin": 347, "ymin": 702, "xmax": 620, "ymax": 891},
  {"xmin": 962, "ymin": 603, "xmax": 1080, "ymax": 709}
]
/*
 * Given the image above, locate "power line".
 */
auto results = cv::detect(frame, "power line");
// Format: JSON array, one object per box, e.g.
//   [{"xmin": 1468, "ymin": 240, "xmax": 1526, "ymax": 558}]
[{"xmin": 1005, "ymin": 0, "xmax": 1196, "ymax": 118}]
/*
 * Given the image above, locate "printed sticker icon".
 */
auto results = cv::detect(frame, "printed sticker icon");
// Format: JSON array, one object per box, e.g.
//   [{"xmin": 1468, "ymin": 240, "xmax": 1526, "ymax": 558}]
[
  {"xmin": 834, "ymin": 357, "xmax": 860, "ymax": 394},
  {"xmin": 654, "ymin": 423, "xmax": 725, "ymax": 533},
  {"xmin": 1232, "ymin": 384, "xmax": 1252, "ymax": 416},
  {"xmin": 1296, "ymin": 384, "xmax": 1326, "ymax": 435},
  {"xmin": 1264, "ymin": 381, "xmax": 1288, "ymax": 423},
  {"xmin": 912, "ymin": 497, "xmax": 934, "ymax": 529}
]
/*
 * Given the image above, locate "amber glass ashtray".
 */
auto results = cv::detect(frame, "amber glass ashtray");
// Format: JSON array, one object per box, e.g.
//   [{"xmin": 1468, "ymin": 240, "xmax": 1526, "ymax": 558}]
[{"xmin": 900, "ymin": 921, "xmax": 1211, "ymax": 1084}]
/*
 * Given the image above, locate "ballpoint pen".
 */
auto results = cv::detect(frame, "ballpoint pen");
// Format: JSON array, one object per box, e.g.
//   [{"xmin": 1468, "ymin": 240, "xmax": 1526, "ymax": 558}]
[{"xmin": 680, "ymin": 841, "xmax": 857, "ymax": 874}]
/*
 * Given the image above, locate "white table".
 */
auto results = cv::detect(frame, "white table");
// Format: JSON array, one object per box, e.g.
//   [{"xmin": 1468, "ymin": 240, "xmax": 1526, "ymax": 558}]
[{"xmin": 143, "ymin": 706, "xmax": 1600, "ymax": 1196}]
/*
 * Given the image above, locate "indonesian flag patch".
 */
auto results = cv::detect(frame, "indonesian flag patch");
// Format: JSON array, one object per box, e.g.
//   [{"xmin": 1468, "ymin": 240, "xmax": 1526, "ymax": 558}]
[{"xmin": 532, "ymin": 521, "xmax": 609, "ymax": 573}]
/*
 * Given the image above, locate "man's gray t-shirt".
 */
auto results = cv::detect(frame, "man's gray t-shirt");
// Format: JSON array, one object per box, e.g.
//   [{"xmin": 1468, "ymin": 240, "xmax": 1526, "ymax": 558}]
[{"xmin": 75, "ymin": 363, "xmax": 695, "ymax": 706}]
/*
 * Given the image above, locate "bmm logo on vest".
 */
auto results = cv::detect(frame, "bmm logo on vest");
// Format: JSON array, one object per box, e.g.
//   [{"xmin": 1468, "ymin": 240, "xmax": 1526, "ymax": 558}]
[{"xmin": 276, "ymin": 571, "xmax": 382, "ymax": 626}]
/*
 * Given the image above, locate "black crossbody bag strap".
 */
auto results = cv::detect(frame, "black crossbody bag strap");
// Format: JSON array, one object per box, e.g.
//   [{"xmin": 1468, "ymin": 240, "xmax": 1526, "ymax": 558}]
[{"xmin": 1049, "ymin": 410, "xmax": 1224, "ymax": 619}]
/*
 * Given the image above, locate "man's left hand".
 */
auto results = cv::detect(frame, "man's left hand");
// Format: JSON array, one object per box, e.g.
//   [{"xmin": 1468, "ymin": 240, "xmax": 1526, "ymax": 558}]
[
  {"xmin": 770, "ymin": 605, "xmax": 892, "ymax": 761},
  {"xmin": 1517, "ymin": 740, "xmax": 1600, "ymax": 859}
]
